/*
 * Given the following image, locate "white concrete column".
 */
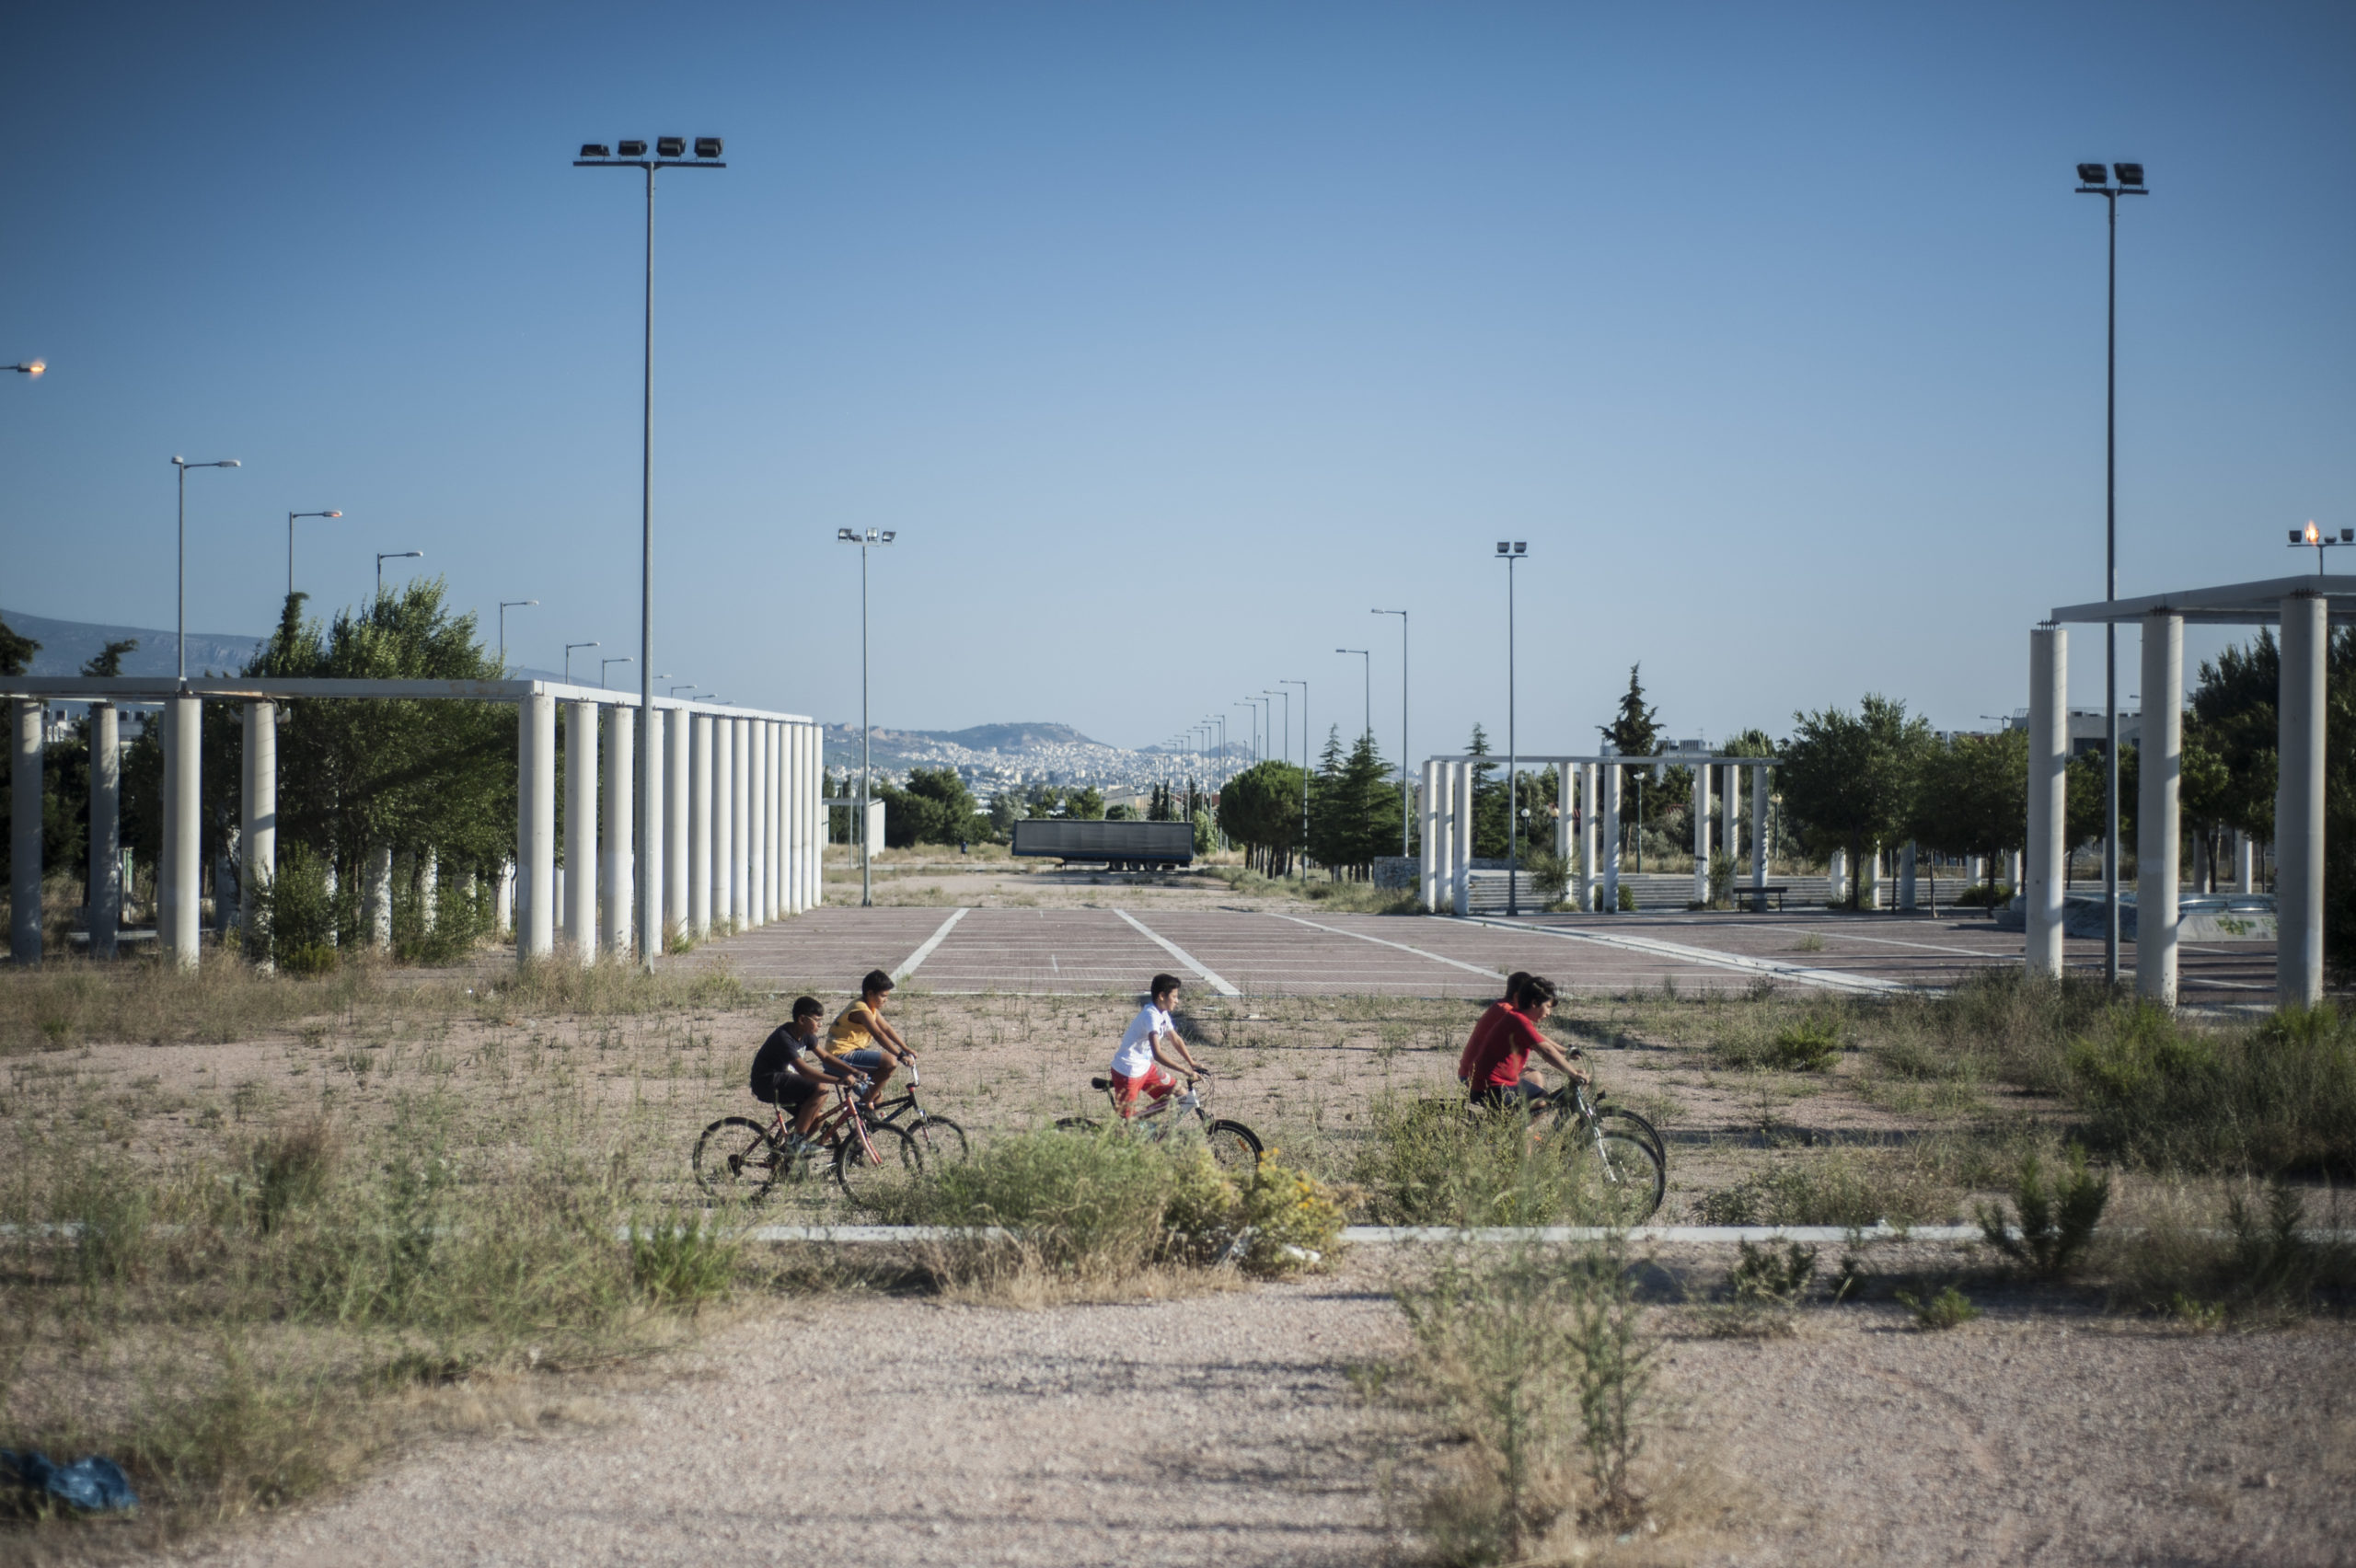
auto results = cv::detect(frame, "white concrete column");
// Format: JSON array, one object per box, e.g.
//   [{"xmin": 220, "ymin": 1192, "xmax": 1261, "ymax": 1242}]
[
  {"xmin": 2026, "ymin": 624, "xmax": 2068, "ymax": 976},
  {"xmin": 2280, "ymin": 594, "xmax": 2326, "ymax": 1008},
  {"xmin": 730, "ymin": 720, "xmax": 751, "ymax": 927},
  {"xmin": 743, "ymin": 721, "xmax": 763, "ymax": 926},
  {"xmin": 1578, "ymin": 764, "xmax": 1600, "ymax": 912},
  {"xmin": 1831, "ymin": 848, "xmax": 1850, "ymax": 903},
  {"xmin": 518, "ymin": 692, "xmax": 556, "ymax": 959},
  {"xmin": 1868, "ymin": 848, "xmax": 1886, "ymax": 909},
  {"xmin": 1692, "ymin": 761, "xmax": 1713, "ymax": 904},
  {"xmin": 2136, "ymin": 611, "xmax": 2184, "ymax": 1007},
  {"xmin": 640, "ymin": 707, "xmax": 664, "ymax": 962},
  {"xmin": 601, "ymin": 702, "xmax": 633, "ymax": 958},
  {"xmin": 811, "ymin": 726, "xmax": 826, "ymax": 909},
  {"xmin": 2234, "ymin": 831, "xmax": 2256, "ymax": 895},
  {"xmin": 1553, "ymin": 763, "xmax": 1574, "ymax": 866},
  {"xmin": 89, "ymin": 703, "xmax": 120, "ymax": 960},
  {"xmin": 163, "ymin": 695, "xmax": 202, "ymax": 969},
  {"xmin": 1721, "ymin": 765, "xmax": 1739, "ymax": 891},
  {"xmin": 364, "ymin": 845, "xmax": 393, "ymax": 949},
  {"xmin": 711, "ymin": 716, "xmax": 734, "ymax": 928},
  {"xmin": 497, "ymin": 859, "xmax": 514, "ymax": 935},
  {"xmin": 768, "ymin": 723, "xmax": 785, "ymax": 919},
  {"xmin": 689, "ymin": 713, "xmax": 713, "ymax": 936},
  {"xmin": 421, "ymin": 851, "xmax": 440, "ymax": 934},
  {"xmin": 1750, "ymin": 766, "xmax": 1769, "ymax": 893},
  {"xmin": 9, "ymin": 700, "xmax": 41, "ymax": 964},
  {"xmin": 240, "ymin": 701, "xmax": 277, "ymax": 949},
  {"xmin": 1601, "ymin": 762, "xmax": 1623, "ymax": 913},
  {"xmin": 1417, "ymin": 759, "xmax": 1439, "ymax": 910},
  {"xmin": 564, "ymin": 700, "xmax": 597, "ymax": 960},
  {"xmin": 752, "ymin": 721, "xmax": 770, "ymax": 925},
  {"xmin": 665, "ymin": 708, "xmax": 690, "ymax": 937},
  {"xmin": 1441, "ymin": 757, "xmax": 1461, "ymax": 917},
  {"xmin": 785, "ymin": 723, "xmax": 805, "ymax": 914}
]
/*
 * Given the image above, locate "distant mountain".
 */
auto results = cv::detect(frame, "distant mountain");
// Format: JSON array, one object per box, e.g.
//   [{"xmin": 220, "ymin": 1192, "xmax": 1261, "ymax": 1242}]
[
  {"xmin": 1, "ymin": 608, "xmax": 260, "ymax": 679},
  {"xmin": 920, "ymin": 721, "xmax": 1101, "ymax": 751}
]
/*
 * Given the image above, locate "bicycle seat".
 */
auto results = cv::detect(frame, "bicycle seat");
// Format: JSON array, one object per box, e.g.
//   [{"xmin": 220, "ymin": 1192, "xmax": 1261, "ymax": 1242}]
[{"xmin": 1090, "ymin": 1077, "xmax": 1111, "ymax": 1090}]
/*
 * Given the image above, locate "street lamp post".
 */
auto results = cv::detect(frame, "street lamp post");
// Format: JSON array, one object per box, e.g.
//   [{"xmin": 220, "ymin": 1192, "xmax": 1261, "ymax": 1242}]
[
  {"xmin": 286, "ymin": 511, "xmax": 342, "ymax": 599},
  {"xmin": 7, "ymin": 361, "xmax": 43, "ymax": 378},
  {"xmin": 1281, "ymin": 678, "xmax": 1308, "ymax": 878},
  {"xmin": 837, "ymin": 527, "xmax": 896, "ymax": 907},
  {"xmin": 1494, "ymin": 542, "xmax": 1528, "ymax": 915},
  {"xmin": 2076, "ymin": 159, "xmax": 2148, "ymax": 988},
  {"xmin": 565, "ymin": 641, "xmax": 599, "ymax": 684},
  {"xmin": 1234, "ymin": 702, "xmax": 1256, "ymax": 765},
  {"xmin": 601, "ymin": 654, "xmax": 633, "ymax": 689},
  {"xmin": 669, "ymin": 682, "xmax": 697, "ymax": 697},
  {"xmin": 499, "ymin": 600, "xmax": 538, "ymax": 669},
  {"xmin": 1373, "ymin": 609, "xmax": 1408, "ymax": 857},
  {"xmin": 171, "ymin": 457, "xmax": 241, "ymax": 682},
  {"xmin": 1335, "ymin": 650, "xmax": 1370, "ymax": 738},
  {"xmin": 576, "ymin": 133, "xmax": 727, "ymax": 970},
  {"xmin": 375, "ymin": 550, "xmax": 422, "ymax": 599}
]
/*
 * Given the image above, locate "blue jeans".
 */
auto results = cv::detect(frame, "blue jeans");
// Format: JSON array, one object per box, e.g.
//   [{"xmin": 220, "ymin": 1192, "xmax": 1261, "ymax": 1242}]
[{"xmin": 843, "ymin": 1048, "xmax": 893, "ymax": 1072}]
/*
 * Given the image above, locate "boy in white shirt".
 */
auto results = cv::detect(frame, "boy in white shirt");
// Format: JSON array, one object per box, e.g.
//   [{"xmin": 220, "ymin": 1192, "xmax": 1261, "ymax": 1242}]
[{"xmin": 1109, "ymin": 973, "xmax": 1206, "ymax": 1117}]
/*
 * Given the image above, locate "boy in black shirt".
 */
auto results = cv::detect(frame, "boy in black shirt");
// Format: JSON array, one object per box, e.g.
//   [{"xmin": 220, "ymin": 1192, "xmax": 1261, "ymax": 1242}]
[{"xmin": 749, "ymin": 996, "xmax": 868, "ymax": 1150}]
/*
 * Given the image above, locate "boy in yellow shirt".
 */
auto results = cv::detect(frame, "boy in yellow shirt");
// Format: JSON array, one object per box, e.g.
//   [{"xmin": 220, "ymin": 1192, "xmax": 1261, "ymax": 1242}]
[{"xmin": 826, "ymin": 968, "xmax": 918, "ymax": 1105}]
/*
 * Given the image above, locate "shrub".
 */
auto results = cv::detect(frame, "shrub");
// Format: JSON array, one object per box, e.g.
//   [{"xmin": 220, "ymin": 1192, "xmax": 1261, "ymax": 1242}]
[
  {"xmin": 1729, "ymin": 1239, "xmax": 1818, "ymax": 1305},
  {"xmin": 1977, "ymin": 1147, "xmax": 2108, "ymax": 1279},
  {"xmin": 629, "ymin": 1215, "xmax": 740, "ymax": 1309},
  {"xmin": 248, "ymin": 845, "xmax": 344, "ymax": 974},
  {"xmin": 1897, "ymin": 1284, "xmax": 1981, "ymax": 1330},
  {"xmin": 1232, "ymin": 1157, "xmax": 1345, "ymax": 1276},
  {"xmin": 246, "ymin": 1119, "xmax": 339, "ymax": 1233},
  {"xmin": 1692, "ymin": 1150, "xmax": 1941, "ymax": 1228},
  {"xmin": 1767, "ymin": 1017, "xmax": 1842, "ymax": 1072},
  {"xmin": 1393, "ymin": 1243, "xmax": 1656, "ymax": 1561},
  {"xmin": 1352, "ymin": 1095, "xmax": 1629, "ymax": 1228}
]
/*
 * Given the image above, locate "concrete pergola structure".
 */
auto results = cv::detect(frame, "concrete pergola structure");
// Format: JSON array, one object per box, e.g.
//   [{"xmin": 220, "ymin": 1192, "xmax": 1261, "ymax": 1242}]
[
  {"xmin": 2025, "ymin": 576, "xmax": 2354, "ymax": 1009},
  {"xmin": 1420, "ymin": 752, "xmax": 1775, "ymax": 916},
  {"xmin": 4, "ymin": 675, "xmax": 823, "ymax": 968}
]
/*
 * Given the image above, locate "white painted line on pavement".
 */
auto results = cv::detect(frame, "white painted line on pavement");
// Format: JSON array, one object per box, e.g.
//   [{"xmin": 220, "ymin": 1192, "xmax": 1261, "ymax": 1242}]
[
  {"xmin": 891, "ymin": 906, "xmax": 971, "ymax": 983},
  {"xmin": 1114, "ymin": 908, "xmax": 1242, "ymax": 996},
  {"xmin": 1445, "ymin": 916, "xmax": 1920, "ymax": 995},
  {"xmin": 1265, "ymin": 911, "xmax": 1505, "ymax": 981}
]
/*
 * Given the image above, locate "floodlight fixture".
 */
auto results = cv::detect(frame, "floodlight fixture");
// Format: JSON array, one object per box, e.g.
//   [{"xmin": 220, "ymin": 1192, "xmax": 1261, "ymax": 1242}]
[
  {"xmin": 2291, "ymin": 519, "xmax": 2350, "ymax": 574},
  {"xmin": 837, "ymin": 528, "xmax": 857, "ymax": 540},
  {"xmin": 694, "ymin": 137, "xmax": 722, "ymax": 159},
  {"xmin": 580, "ymin": 144, "xmax": 611, "ymax": 159},
  {"xmin": 2113, "ymin": 162, "xmax": 2145, "ymax": 188},
  {"xmin": 617, "ymin": 139, "xmax": 648, "ymax": 157},
  {"xmin": 2076, "ymin": 162, "xmax": 2108, "ymax": 185},
  {"xmin": 656, "ymin": 137, "xmax": 686, "ymax": 157},
  {"xmin": 8, "ymin": 360, "xmax": 42, "ymax": 376},
  {"xmin": 1496, "ymin": 540, "xmax": 1509, "ymax": 554}
]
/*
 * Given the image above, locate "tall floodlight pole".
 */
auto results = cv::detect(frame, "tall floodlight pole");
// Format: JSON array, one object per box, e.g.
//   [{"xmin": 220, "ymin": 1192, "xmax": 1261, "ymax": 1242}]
[
  {"xmin": 2076, "ymin": 160, "xmax": 2147, "ymax": 987},
  {"xmin": 1373, "ymin": 608, "xmax": 1408, "ymax": 856},
  {"xmin": 837, "ymin": 527, "xmax": 896, "ymax": 906},
  {"xmin": 499, "ymin": 600, "xmax": 539, "ymax": 669},
  {"xmin": 286, "ymin": 510, "xmax": 341, "ymax": 599},
  {"xmin": 171, "ymin": 457, "xmax": 241, "ymax": 682},
  {"xmin": 1495, "ymin": 542, "xmax": 1528, "ymax": 915},
  {"xmin": 577, "ymin": 134, "xmax": 726, "ymax": 969},
  {"xmin": 1281, "ymin": 679, "xmax": 1308, "ymax": 878}
]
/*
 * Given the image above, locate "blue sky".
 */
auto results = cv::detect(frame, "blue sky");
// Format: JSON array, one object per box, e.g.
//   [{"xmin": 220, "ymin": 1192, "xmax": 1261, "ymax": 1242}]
[{"xmin": 4, "ymin": 1, "xmax": 2350, "ymax": 763}]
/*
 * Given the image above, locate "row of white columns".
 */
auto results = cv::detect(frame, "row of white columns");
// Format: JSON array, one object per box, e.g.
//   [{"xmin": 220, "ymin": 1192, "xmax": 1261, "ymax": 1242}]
[
  {"xmin": 1419, "ymin": 756, "xmax": 1771, "ymax": 917},
  {"xmin": 2025, "ymin": 599, "xmax": 2324, "ymax": 1009},
  {"xmin": 514, "ymin": 702, "xmax": 824, "ymax": 963}
]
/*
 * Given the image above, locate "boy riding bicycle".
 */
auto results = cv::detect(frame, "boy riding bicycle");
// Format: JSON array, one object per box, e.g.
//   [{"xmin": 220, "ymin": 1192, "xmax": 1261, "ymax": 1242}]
[
  {"xmin": 1461, "ymin": 974, "xmax": 1587, "ymax": 1109},
  {"xmin": 1109, "ymin": 973, "xmax": 1207, "ymax": 1117},
  {"xmin": 750, "ymin": 996, "xmax": 870, "ymax": 1149},
  {"xmin": 826, "ymin": 969, "xmax": 918, "ymax": 1106}
]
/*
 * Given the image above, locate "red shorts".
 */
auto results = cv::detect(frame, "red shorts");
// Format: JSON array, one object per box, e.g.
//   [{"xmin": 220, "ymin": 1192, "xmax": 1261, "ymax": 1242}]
[{"xmin": 1109, "ymin": 1065, "xmax": 1178, "ymax": 1116}]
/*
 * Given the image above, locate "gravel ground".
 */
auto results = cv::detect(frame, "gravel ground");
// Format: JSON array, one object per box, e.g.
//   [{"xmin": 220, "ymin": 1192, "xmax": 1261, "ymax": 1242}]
[{"xmin": 154, "ymin": 1250, "xmax": 2354, "ymax": 1568}]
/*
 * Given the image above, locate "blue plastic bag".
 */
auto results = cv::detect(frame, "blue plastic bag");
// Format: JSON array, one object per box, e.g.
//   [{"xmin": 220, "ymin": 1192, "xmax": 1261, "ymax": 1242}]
[{"xmin": 1, "ymin": 1449, "xmax": 140, "ymax": 1513}]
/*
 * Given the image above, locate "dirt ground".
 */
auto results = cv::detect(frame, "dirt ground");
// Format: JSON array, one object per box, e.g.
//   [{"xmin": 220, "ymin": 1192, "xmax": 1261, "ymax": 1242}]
[{"xmin": 141, "ymin": 1247, "xmax": 2354, "ymax": 1568}]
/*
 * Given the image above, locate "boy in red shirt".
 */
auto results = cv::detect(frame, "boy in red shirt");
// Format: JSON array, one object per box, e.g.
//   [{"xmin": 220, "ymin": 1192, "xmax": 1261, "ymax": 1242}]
[
  {"xmin": 1458, "ymin": 972, "xmax": 1531, "ymax": 1084},
  {"xmin": 1463, "ymin": 975, "xmax": 1586, "ymax": 1109}
]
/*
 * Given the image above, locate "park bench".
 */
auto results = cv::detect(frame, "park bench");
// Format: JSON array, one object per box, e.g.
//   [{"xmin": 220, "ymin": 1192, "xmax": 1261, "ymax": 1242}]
[{"xmin": 1730, "ymin": 885, "xmax": 1792, "ymax": 912}]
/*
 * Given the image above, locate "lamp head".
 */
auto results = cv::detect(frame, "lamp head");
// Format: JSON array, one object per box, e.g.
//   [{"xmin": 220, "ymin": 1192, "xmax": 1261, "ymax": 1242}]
[
  {"xmin": 837, "ymin": 528, "xmax": 857, "ymax": 541},
  {"xmin": 2075, "ymin": 162, "xmax": 2108, "ymax": 185},
  {"xmin": 617, "ymin": 139, "xmax": 647, "ymax": 158},
  {"xmin": 694, "ymin": 136, "xmax": 722, "ymax": 159},
  {"xmin": 2342, "ymin": 528, "xmax": 2352, "ymax": 545},
  {"xmin": 324, "ymin": 510, "xmax": 341, "ymax": 518},
  {"xmin": 2306, "ymin": 520, "xmax": 2321, "ymax": 546},
  {"xmin": 18, "ymin": 360, "xmax": 42, "ymax": 377},
  {"xmin": 1496, "ymin": 541, "xmax": 1509, "ymax": 554},
  {"xmin": 2292, "ymin": 529, "xmax": 2304, "ymax": 544},
  {"xmin": 2113, "ymin": 162, "xmax": 2145, "ymax": 188},
  {"xmin": 580, "ymin": 143, "xmax": 611, "ymax": 159},
  {"xmin": 656, "ymin": 136, "xmax": 686, "ymax": 158},
  {"xmin": 879, "ymin": 530, "xmax": 896, "ymax": 543}
]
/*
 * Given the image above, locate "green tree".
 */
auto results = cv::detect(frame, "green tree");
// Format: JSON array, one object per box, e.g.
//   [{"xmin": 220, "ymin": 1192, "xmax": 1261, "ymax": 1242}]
[
  {"xmin": 1308, "ymin": 725, "xmax": 1401, "ymax": 880},
  {"xmin": 0, "ymin": 615, "xmax": 37, "ymax": 676},
  {"xmin": 1907, "ymin": 730, "xmax": 2027, "ymax": 901},
  {"xmin": 1218, "ymin": 760, "xmax": 1307, "ymax": 874},
  {"xmin": 1067, "ymin": 784, "xmax": 1105, "ymax": 821},
  {"xmin": 879, "ymin": 767, "xmax": 986, "ymax": 847},
  {"xmin": 1779, "ymin": 694, "xmax": 1931, "ymax": 909}
]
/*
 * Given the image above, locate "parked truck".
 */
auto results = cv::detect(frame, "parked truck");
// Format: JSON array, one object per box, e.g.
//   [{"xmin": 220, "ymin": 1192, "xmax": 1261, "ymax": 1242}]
[{"xmin": 1011, "ymin": 818, "xmax": 1195, "ymax": 870}]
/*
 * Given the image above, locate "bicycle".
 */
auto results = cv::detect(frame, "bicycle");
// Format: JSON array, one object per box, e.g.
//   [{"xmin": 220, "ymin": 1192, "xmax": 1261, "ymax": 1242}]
[
  {"xmin": 1055, "ymin": 1071, "xmax": 1263, "ymax": 1171},
  {"xmin": 693, "ymin": 1081, "xmax": 925, "ymax": 1205},
  {"xmin": 1516, "ymin": 1079, "xmax": 1666, "ymax": 1224},
  {"xmin": 862, "ymin": 1063, "xmax": 968, "ymax": 1167}
]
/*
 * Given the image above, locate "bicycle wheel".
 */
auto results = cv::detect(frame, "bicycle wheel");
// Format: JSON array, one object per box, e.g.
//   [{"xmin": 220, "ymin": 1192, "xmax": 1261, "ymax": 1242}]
[
  {"xmin": 834, "ymin": 1123, "xmax": 925, "ymax": 1207},
  {"xmin": 693, "ymin": 1117, "xmax": 785, "ymax": 1203},
  {"xmin": 1561, "ymin": 1124, "xmax": 1665, "ymax": 1226},
  {"xmin": 1204, "ymin": 1118, "xmax": 1264, "ymax": 1172},
  {"xmin": 903, "ymin": 1114, "xmax": 969, "ymax": 1166},
  {"xmin": 1600, "ymin": 1106, "xmax": 1666, "ymax": 1161}
]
